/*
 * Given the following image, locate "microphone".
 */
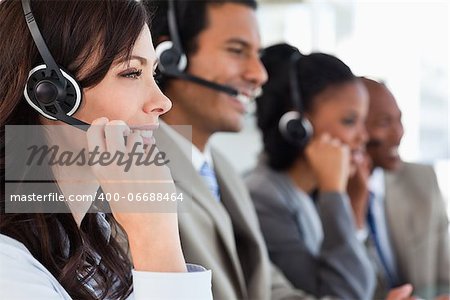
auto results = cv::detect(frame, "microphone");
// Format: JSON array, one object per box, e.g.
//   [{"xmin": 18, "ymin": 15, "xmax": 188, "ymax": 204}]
[
  {"xmin": 55, "ymin": 112, "xmax": 90, "ymax": 132},
  {"xmin": 366, "ymin": 139, "xmax": 382, "ymax": 148},
  {"xmin": 162, "ymin": 69, "xmax": 261, "ymax": 107},
  {"xmin": 51, "ymin": 102, "xmax": 90, "ymax": 131}
]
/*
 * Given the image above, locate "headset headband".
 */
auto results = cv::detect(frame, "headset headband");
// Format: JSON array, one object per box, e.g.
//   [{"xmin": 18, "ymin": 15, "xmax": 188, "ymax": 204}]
[
  {"xmin": 288, "ymin": 51, "xmax": 303, "ymax": 114},
  {"xmin": 167, "ymin": 0, "xmax": 184, "ymax": 55},
  {"xmin": 21, "ymin": 0, "xmax": 89, "ymax": 130},
  {"xmin": 22, "ymin": 0, "xmax": 65, "ymax": 85},
  {"xmin": 277, "ymin": 45, "xmax": 313, "ymax": 146}
]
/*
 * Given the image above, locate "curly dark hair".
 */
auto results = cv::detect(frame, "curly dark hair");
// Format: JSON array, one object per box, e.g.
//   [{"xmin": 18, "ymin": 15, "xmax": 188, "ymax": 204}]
[{"xmin": 256, "ymin": 43, "xmax": 357, "ymax": 171}]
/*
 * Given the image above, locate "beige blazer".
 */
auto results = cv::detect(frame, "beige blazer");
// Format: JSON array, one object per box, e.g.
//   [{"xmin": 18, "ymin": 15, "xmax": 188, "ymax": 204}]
[
  {"xmin": 383, "ymin": 162, "xmax": 449, "ymax": 299},
  {"xmin": 155, "ymin": 123, "xmax": 307, "ymax": 300}
]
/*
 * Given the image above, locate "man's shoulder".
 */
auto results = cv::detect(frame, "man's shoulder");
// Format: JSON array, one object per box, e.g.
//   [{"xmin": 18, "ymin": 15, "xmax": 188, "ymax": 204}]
[
  {"xmin": 400, "ymin": 161, "xmax": 434, "ymax": 174},
  {"xmin": 386, "ymin": 161, "xmax": 436, "ymax": 184},
  {"xmin": 385, "ymin": 161, "xmax": 442, "ymax": 207}
]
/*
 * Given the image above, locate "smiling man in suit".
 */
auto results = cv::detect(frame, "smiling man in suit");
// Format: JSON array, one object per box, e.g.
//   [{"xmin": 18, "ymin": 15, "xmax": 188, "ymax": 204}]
[
  {"xmin": 362, "ymin": 77, "xmax": 450, "ymax": 300},
  {"xmin": 143, "ymin": 0, "xmax": 314, "ymax": 299}
]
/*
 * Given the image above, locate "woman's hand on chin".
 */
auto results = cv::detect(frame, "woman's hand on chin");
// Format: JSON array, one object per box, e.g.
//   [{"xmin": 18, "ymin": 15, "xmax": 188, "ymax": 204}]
[{"xmin": 86, "ymin": 117, "xmax": 186, "ymax": 273}]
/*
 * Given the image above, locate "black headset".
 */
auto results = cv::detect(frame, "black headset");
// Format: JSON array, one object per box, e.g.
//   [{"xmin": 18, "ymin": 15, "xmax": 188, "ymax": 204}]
[
  {"xmin": 21, "ymin": 0, "xmax": 88, "ymax": 130},
  {"xmin": 278, "ymin": 50, "xmax": 313, "ymax": 147},
  {"xmin": 155, "ymin": 0, "xmax": 246, "ymax": 98}
]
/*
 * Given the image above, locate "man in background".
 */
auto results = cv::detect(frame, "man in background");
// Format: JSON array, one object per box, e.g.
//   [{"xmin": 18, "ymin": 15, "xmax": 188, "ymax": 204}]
[
  {"xmin": 145, "ymin": 0, "xmax": 307, "ymax": 299},
  {"xmin": 362, "ymin": 77, "xmax": 450, "ymax": 300}
]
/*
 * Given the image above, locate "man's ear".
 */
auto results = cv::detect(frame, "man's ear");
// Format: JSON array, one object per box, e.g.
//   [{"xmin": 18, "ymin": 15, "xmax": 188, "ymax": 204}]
[{"xmin": 304, "ymin": 111, "xmax": 312, "ymax": 121}]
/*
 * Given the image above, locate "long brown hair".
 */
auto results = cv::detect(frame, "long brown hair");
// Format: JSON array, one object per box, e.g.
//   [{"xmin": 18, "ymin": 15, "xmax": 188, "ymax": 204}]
[{"xmin": 0, "ymin": 0, "xmax": 149, "ymax": 298}]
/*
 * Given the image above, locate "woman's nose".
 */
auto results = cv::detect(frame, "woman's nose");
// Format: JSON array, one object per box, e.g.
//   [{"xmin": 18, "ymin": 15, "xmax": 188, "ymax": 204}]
[{"xmin": 143, "ymin": 88, "xmax": 172, "ymax": 115}]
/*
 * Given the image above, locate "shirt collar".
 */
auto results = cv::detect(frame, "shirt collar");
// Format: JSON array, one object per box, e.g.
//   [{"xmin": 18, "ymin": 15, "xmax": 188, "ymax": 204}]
[
  {"xmin": 369, "ymin": 167, "xmax": 386, "ymax": 200},
  {"xmin": 159, "ymin": 120, "xmax": 214, "ymax": 173},
  {"xmin": 192, "ymin": 143, "xmax": 214, "ymax": 173}
]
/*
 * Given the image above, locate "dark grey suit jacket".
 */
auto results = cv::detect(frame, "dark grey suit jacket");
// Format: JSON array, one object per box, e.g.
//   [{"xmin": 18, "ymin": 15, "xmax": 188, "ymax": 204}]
[{"xmin": 245, "ymin": 162, "xmax": 375, "ymax": 300}]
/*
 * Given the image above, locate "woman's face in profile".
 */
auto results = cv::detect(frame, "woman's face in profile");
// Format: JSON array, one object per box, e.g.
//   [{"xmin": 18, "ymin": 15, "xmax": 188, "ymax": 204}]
[
  {"xmin": 307, "ymin": 80, "xmax": 369, "ymax": 174},
  {"xmin": 73, "ymin": 25, "xmax": 171, "ymax": 128}
]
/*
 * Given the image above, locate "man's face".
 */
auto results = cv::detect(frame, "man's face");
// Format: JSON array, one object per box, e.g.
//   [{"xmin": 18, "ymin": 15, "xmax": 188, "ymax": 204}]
[
  {"xmin": 168, "ymin": 3, "xmax": 267, "ymax": 134},
  {"xmin": 365, "ymin": 84, "xmax": 404, "ymax": 171}
]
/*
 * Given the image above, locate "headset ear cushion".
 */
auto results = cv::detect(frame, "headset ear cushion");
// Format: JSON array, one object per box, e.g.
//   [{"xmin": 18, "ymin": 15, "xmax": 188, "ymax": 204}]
[
  {"xmin": 279, "ymin": 111, "xmax": 313, "ymax": 146},
  {"xmin": 23, "ymin": 64, "xmax": 82, "ymax": 120},
  {"xmin": 155, "ymin": 40, "xmax": 187, "ymax": 73}
]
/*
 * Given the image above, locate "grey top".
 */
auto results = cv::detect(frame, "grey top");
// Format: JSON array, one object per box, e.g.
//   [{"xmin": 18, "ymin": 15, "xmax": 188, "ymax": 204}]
[{"xmin": 245, "ymin": 162, "xmax": 375, "ymax": 300}]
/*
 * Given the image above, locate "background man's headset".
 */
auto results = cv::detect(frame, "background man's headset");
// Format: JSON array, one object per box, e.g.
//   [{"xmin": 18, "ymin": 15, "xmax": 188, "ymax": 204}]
[
  {"xmin": 21, "ymin": 0, "xmax": 88, "ymax": 130},
  {"xmin": 155, "ymin": 0, "xmax": 254, "ymax": 104},
  {"xmin": 278, "ymin": 50, "xmax": 313, "ymax": 147}
]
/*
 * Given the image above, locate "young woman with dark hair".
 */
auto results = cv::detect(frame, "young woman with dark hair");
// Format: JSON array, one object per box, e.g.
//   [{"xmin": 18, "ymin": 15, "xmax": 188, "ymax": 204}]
[
  {"xmin": 246, "ymin": 43, "xmax": 374, "ymax": 299},
  {"xmin": 246, "ymin": 43, "xmax": 415, "ymax": 300},
  {"xmin": 0, "ymin": 0, "xmax": 211, "ymax": 299}
]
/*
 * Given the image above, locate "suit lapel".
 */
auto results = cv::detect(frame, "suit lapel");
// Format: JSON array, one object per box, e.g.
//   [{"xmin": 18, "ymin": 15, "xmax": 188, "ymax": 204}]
[
  {"xmin": 154, "ymin": 123, "xmax": 247, "ymax": 292},
  {"xmin": 386, "ymin": 163, "xmax": 438, "ymax": 290},
  {"xmin": 384, "ymin": 165, "xmax": 415, "ymax": 283},
  {"xmin": 212, "ymin": 149, "xmax": 272, "ymax": 296},
  {"xmin": 385, "ymin": 171, "xmax": 404, "ymax": 278},
  {"xmin": 213, "ymin": 150, "xmax": 248, "ymax": 233}
]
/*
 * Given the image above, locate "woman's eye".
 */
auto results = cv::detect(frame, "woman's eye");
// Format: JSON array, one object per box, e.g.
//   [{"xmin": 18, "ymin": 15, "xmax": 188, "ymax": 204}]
[{"xmin": 120, "ymin": 69, "xmax": 142, "ymax": 79}]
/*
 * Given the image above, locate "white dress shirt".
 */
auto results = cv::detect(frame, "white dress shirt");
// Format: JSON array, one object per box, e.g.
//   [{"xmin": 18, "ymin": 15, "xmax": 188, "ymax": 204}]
[
  {"xmin": 166, "ymin": 121, "xmax": 214, "ymax": 173},
  {"xmin": 0, "ymin": 232, "xmax": 212, "ymax": 299},
  {"xmin": 191, "ymin": 143, "xmax": 214, "ymax": 174},
  {"xmin": 0, "ymin": 212, "xmax": 212, "ymax": 299}
]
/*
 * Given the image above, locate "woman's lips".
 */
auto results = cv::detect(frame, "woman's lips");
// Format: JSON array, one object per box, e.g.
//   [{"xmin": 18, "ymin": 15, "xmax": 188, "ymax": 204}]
[{"xmin": 129, "ymin": 124, "xmax": 159, "ymax": 131}]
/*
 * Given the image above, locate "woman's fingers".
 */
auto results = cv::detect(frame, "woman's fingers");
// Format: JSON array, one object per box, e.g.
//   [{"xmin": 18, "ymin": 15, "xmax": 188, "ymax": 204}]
[
  {"xmin": 104, "ymin": 120, "xmax": 130, "ymax": 153},
  {"xmin": 86, "ymin": 117, "xmax": 108, "ymax": 153},
  {"xmin": 87, "ymin": 118, "xmax": 136, "ymax": 159},
  {"xmin": 385, "ymin": 284, "xmax": 413, "ymax": 300},
  {"xmin": 126, "ymin": 131, "xmax": 144, "ymax": 154}
]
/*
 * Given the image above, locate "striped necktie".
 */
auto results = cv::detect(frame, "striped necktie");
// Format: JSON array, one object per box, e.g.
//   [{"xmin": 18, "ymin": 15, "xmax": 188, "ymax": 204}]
[{"xmin": 199, "ymin": 161, "xmax": 220, "ymax": 201}]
